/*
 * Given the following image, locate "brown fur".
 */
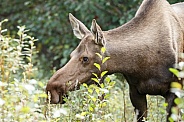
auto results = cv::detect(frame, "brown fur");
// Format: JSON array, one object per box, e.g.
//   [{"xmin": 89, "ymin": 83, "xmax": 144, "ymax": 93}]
[{"xmin": 46, "ymin": 0, "xmax": 184, "ymax": 121}]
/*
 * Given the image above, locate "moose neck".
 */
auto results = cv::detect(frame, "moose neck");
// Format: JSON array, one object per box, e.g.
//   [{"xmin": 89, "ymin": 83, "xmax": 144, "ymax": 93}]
[
  {"xmin": 104, "ymin": 19, "xmax": 145, "ymax": 75},
  {"xmin": 103, "ymin": 0, "xmax": 177, "ymax": 77}
]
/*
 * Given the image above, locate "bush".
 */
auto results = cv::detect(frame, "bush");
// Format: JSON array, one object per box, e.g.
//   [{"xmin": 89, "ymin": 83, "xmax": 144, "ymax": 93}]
[
  {"xmin": 169, "ymin": 64, "xmax": 184, "ymax": 121},
  {"xmin": 0, "ymin": 19, "xmax": 47, "ymax": 121}
]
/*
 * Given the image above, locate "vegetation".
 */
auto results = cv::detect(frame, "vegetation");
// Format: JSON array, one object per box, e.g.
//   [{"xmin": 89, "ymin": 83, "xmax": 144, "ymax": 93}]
[
  {"xmin": 0, "ymin": 0, "xmax": 184, "ymax": 122},
  {"xmin": 0, "ymin": 19, "xmax": 47, "ymax": 121}
]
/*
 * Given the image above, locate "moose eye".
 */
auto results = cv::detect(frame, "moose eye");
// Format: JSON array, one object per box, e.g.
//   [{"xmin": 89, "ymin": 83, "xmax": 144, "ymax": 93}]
[{"xmin": 82, "ymin": 57, "xmax": 89, "ymax": 62}]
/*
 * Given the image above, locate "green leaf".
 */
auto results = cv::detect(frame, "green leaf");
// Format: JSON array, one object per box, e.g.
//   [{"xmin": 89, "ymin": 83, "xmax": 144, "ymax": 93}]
[
  {"xmin": 26, "ymin": 57, "xmax": 31, "ymax": 62},
  {"xmin": 101, "ymin": 102, "xmax": 107, "ymax": 107},
  {"xmin": 83, "ymin": 83, "xmax": 88, "ymax": 88},
  {"xmin": 109, "ymin": 81, "xmax": 116, "ymax": 87},
  {"xmin": 169, "ymin": 68, "xmax": 179, "ymax": 77},
  {"xmin": 95, "ymin": 88, "xmax": 100, "ymax": 94},
  {"xmin": 104, "ymin": 94, "xmax": 110, "ymax": 99},
  {"xmin": 100, "ymin": 83, "xmax": 104, "ymax": 88},
  {"xmin": 101, "ymin": 71, "xmax": 108, "ymax": 78},
  {"xmin": 102, "ymin": 57, "xmax": 110, "ymax": 64},
  {"xmin": 105, "ymin": 76, "xmax": 111, "ymax": 83},
  {"xmin": 163, "ymin": 102, "xmax": 168, "ymax": 107},
  {"xmin": 88, "ymin": 88, "xmax": 93, "ymax": 94},
  {"xmin": 91, "ymin": 78, "xmax": 99, "ymax": 83},
  {"xmin": 94, "ymin": 63, "xmax": 101, "ymax": 70},
  {"xmin": 89, "ymin": 106, "xmax": 94, "ymax": 111},
  {"xmin": 95, "ymin": 53, "xmax": 102, "ymax": 59},
  {"xmin": 171, "ymin": 82, "xmax": 182, "ymax": 89},
  {"xmin": 92, "ymin": 73, "xmax": 98, "ymax": 78},
  {"xmin": 91, "ymin": 97, "xmax": 97, "ymax": 102},
  {"xmin": 174, "ymin": 98, "xmax": 182, "ymax": 105}
]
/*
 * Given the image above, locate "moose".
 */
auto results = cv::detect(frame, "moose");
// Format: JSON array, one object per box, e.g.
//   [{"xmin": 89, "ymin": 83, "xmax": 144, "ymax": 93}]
[{"xmin": 46, "ymin": 0, "xmax": 184, "ymax": 121}]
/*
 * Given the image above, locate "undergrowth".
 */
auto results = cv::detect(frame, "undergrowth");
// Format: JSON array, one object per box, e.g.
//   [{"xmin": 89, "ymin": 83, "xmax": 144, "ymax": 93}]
[{"xmin": 0, "ymin": 19, "xmax": 47, "ymax": 122}]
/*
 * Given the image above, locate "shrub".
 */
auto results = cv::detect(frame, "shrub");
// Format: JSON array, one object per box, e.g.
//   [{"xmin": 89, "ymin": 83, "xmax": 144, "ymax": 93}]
[
  {"xmin": 169, "ymin": 63, "xmax": 184, "ymax": 121},
  {"xmin": 0, "ymin": 19, "xmax": 47, "ymax": 122}
]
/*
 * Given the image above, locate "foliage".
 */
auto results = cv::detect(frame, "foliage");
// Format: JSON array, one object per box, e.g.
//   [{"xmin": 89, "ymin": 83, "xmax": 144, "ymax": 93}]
[
  {"xmin": 0, "ymin": 20, "xmax": 47, "ymax": 121},
  {"xmin": 169, "ymin": 63, "xmax": 184, "ymax": 121}
]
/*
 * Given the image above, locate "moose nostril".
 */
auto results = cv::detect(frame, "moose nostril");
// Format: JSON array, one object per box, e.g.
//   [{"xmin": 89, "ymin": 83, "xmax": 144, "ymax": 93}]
[{"xmin": 58, "ymin": 91, "xmax": 61, "ymax": 95}]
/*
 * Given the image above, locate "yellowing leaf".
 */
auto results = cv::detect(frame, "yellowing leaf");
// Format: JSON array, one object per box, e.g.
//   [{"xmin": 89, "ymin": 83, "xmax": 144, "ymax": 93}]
[
  {"xmin": 102, "ymin": 102, "xmax": 107, "ymax": 107},
  {"xmin": 21, "ymin": 106, "xmax": 30, "ymax": 113},
  {"xmin": 91, "ymin": 97, "xmax": 97, "ymax": 102},
  {"xmin": 101, "ymin": 71, "xmax": 108, "ymax": 78},
  {"xmin": 163, "ymin": 103, "xmax": 168, "ymax": 107},
  {"xmin": 95, "ymin": 53, "xmax": 102, "ymax": 59},
  {"xmin": 105, "ymin": 77, "xmax": 111, "ymax": 83},
  {"xmin": 95, "ymin": 88, "xmax": 100, "ymax": 94},
  {"xmin": 92, "ymin": 73, "xmax": 98, "ymax": 78},
  {"xmin": 169, "ymin": 68, "xmax": 179, "ymax": 77},
  {"xmin": 174, "ymin": 98, "xmax": 182, "ymax": 105},
  {"xmin": 94, "ymin": 63, "xmax": 101, "ymax": 70},
  {"xmin": 171, "ymin": 82, "xmax": 182, "ymax": 89},
  {"xmin": 101, "ymin": 47, "xmax": 106, "ymax": 54},
  {"xmin": 102, "ymin": 57, "xmax": 110, "ymax": 64},
  {"xmin": 89, "ymin": 106, "xmax": 94, "ymax": 111},
  {"xmin": 88, "ymin": 89, "xmax": 93, "ymax": 94},
  {"xmin": 109, "ymin": 81, "xmax": 116, "ymax": 87},
  {"xmin": 91, "ymin": 78, "xmax": 99, "ymax": 83},
  {"xmin": 83, "ymin": 83, "xmax": 88, "ymax": 88},
  {"xmin": 100, "ymin": 83, "xmax": 104, "ymax": 88}
]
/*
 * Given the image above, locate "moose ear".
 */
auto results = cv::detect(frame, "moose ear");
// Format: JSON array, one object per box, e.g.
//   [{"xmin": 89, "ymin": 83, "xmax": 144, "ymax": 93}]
[
  {"xmin": 69, "ymin": 13, "xmax": 90, "ymax": 39},
  {"xmin": 91, "ymin": 19, "xmax": 105, "ymax": 46}
]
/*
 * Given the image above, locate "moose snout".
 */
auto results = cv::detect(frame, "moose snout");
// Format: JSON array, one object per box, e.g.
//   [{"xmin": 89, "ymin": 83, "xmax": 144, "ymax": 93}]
[
  {"xmin": 46, "ymin": 84, "xmax": 68, "ymax": 104},
  {"xmin": 46, "ymin": 90, "xmax": 66, "ymax": 104}
]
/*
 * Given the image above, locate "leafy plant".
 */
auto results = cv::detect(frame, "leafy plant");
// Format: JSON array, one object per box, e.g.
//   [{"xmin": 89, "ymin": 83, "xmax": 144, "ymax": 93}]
[
  {"xmin": 169, "ymin": 63, "xmax": 184, "ymax": 122},
  {"xmin": 0, "ymin": 19, "xmax": 47, "ymax": 122}
]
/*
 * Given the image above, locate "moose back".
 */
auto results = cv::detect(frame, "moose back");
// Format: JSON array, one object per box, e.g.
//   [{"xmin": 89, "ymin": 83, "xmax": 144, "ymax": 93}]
[{"xmin": 46, "ymin": 0, "xmax": 184, "ymax": 121}]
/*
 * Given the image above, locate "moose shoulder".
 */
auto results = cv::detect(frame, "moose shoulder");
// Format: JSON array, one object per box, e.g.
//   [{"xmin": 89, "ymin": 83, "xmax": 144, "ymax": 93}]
[{"xmin": 46, "ymin": 0, "xmax": 184, "ymax": 122}]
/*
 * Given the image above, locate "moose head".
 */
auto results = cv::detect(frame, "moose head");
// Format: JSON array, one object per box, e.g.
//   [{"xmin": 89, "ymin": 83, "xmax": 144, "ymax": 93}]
[{"xmin": 46, "ymin": 14, "xmax": 108, "ymax": 104}]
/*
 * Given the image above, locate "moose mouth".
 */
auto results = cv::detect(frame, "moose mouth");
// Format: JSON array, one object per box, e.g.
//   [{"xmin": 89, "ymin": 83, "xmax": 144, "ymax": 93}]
[
  {"xmin": 47, "ymin": 80, "xmax": 81, "ymax": 104},
  {"xmin": 47, "ymin": 90, "xmax": 67, "ymax": 104}
]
